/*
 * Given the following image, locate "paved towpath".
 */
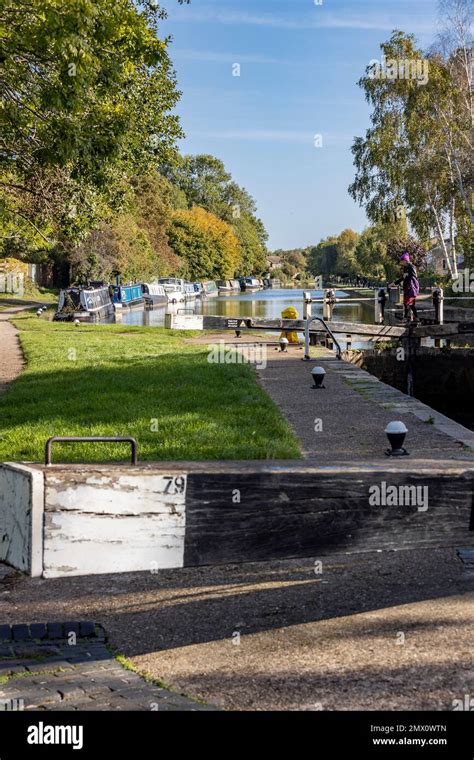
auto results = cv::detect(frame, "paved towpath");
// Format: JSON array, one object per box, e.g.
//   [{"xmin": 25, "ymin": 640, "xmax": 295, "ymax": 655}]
[
  {"xmin": 2, "ymin": 548, "xmax": 473, "ymax": 710},
  {"xmin": 258, "ymin": 347, "xmax": 474, "ymax": 459},
  {"xmin": 0, "ymin": 304, "xmax": 32, "ymax": 394},
  {"xmin": 188, "ymin": 334, "xmax": 474, "ymax": 459}
]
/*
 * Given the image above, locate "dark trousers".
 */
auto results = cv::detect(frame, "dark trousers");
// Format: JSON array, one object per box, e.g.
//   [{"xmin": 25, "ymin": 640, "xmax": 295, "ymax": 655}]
[{"xmin": 404, "ymin": 302, "xmax": 418, "ymax": 320}]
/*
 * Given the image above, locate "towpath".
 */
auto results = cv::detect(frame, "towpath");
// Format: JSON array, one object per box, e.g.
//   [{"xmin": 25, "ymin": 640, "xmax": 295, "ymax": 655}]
[
  {"xmin": 188, "ymin": 333, "xmax": 474, "ymax": 458},
  {"xmin": 0, "ymin": 304, "xmax": 32, "ymax": 394}
]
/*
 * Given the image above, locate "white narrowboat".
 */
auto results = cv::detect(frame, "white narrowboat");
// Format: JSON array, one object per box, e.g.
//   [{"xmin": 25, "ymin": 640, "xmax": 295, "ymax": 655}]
[
  {"xmin": 216, "ymin": 279, "xmax": 241, "ymax": 294},
  {"xmin": 158, "ymin": 278, "xmax": 186, "ymax": 304},
  {"xmin": 141, "ymin": 282, "xmax": 168, "ymax": 306},
  {"xmin": 201, "ymin": 280, "xmax": 219, "ymax": 297}
]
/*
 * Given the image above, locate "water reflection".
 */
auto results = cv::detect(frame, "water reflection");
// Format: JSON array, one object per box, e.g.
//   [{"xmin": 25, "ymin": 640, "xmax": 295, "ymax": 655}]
[
  {"xmin": 122, "ymin": 289, "xmax": 370, "ymax": 324},
  {"xmin": 117, "ymin": 288, "xmax": 378, "ymax": 347}
]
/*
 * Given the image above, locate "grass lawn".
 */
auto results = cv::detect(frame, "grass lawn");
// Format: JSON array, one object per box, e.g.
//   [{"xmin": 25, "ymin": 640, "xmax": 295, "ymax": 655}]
[
  {"xmin": 0, "ymin": 315, "xmax": 301, "ymax": 463},
  {"xmin": 0, "ymin": 287, "xmax": 58, "ymax": 306}
]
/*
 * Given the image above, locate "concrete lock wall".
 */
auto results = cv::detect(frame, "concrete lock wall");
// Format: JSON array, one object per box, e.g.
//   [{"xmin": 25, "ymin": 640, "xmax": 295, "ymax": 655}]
[
  {"xmin": 0, "ymin": 463, "xmax": 43, "ymax": 576},
  {"xmin": 0, "ymin": 461, "xmax": 473, "ymax": 578}
]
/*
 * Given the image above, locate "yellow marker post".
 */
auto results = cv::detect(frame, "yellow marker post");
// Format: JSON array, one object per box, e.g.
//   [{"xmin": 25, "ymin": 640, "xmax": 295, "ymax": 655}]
[{"xmin": 280, "ymin": 306, "xmax": 299, "ymax": 344}]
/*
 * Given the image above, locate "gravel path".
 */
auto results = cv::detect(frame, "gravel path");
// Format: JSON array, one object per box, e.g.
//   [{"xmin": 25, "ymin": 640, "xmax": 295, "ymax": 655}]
[
  {"xmin": 1, "ymin": 548, "xmax": 473, "ymax": 710},
  {"xmin": 0, "ymin": 306, "xmax": 29, "ymax": 394}
]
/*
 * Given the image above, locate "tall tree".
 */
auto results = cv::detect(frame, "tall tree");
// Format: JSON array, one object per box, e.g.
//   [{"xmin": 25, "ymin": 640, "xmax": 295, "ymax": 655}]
[
  {"xmin": 160, "ymin": 154, "xmax": 268, "ymax": 274},
  {"xmin": 349, "ymin": 22, "xmax": 472, "ymax": 279},
  {"xmin": 336, "ymin": 229, "xmax": 360, "ymax": 274},
  {"xmin": 167, "ymin": 207, "xmax": 241, "ymax": 280},
  {"xmin": 307, "ymin": 236, "xmax": 339, "ymax": 276},
  {"xmin": 0, "ymin": 0, "xmax": 184, "ymax": 251}
]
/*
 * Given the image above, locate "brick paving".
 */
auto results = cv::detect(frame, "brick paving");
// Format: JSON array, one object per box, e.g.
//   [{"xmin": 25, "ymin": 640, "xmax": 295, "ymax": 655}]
[{"xmin": 0, "ymin": 622, "xmax": 216, "ymax": 711}]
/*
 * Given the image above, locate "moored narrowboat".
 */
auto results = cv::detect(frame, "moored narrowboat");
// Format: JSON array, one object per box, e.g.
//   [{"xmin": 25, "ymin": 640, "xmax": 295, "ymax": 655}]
[
  {"xmin": 216, "ymin": 279, "xmax": 241, "ymax": 294},
  {"xmin": 240, "ymin": 277, "xmax": 262, "ymax": 292},
  {"xmin": 201, "ymin": 280, "xmax": 219, "ymax": 297},
  {"xmin": 141, "ymin": 282, "xmax": 168, "ymax": 306},
  {"xmin": 112, "ymin": 284, "xmax": 144, "ymax": 309},
  {"xmin": 265, "ymin": 278, "xmax": 281, "ymax": 289},
  {"xmin": 184, "ymin": 282, "xmax": 197, "ymax": 300},
  {"xmin": 54, "ymin": 285, "xmax": 114, "ymax": 322},
  {"xmin": 158, "ymin": 277, "xmax": 186, "ymax": 304}
]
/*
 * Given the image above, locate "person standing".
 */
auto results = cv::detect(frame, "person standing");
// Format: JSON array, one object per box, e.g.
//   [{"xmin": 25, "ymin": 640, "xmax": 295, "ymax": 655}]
[{"xmin": 393, "ymin": 253, "xmax": 420, "ymax": 322}]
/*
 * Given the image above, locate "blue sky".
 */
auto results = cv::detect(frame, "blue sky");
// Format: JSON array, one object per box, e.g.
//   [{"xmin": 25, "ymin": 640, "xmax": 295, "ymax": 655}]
[{"xmin": 160, "ymin": 0, "xmax": 440, "ymax": 250}]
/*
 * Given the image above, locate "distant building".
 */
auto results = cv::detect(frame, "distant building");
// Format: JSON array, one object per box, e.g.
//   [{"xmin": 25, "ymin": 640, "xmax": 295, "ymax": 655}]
[
  {"xmin": 426, "ymin": 239, "xmax": 464, "ymax": 275},
  {"xmin": 267, "ymin": 255, "xmax": 283, "ymax": 270}
]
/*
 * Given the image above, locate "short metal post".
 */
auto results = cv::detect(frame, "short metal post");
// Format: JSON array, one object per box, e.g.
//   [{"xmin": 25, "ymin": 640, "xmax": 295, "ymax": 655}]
[
  {"xmin": 388, "ymin": 286, "xmax": 401, "ymax": 306},
  {"xmin": 433, "ymin": 287, "xmax": 444, "ymax": 325},
  {"xmin": 375, "ymin": 288, "xmax": 386, "ymax": 324},
  {"xmin": 323, "ymin": 289, "xmax": 335, "ymax": 321},
  {"xmin": 303, "ymin": 291, "xmax": 311, "ymax": 361},
  {"xmin": 303, "ymin": 291, "xmax": 312, "ymax": 320}
]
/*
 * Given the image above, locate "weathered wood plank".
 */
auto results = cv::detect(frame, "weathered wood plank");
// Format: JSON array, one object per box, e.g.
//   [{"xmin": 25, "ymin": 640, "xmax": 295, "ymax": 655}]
[
  {"xmin": 199, "ymin": 315, "xmax": 474, "ymax": 339},
  {"xmin": 43, "ymin": 470, "xmax": 187, "ymax": 577},
  {"xmin": 184, "ymin": 471, "xmax": 474, "ymax": 566},
  {"xmin": 43, "ymin": 512, "xmax": 185, "ymax": 577}
]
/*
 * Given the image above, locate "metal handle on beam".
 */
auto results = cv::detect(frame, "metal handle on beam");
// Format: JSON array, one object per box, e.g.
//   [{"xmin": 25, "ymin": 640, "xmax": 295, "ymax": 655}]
[
  {"xmin": 303, "ymin": 317, "xmax": 342, "ymax": 361},
  {"xmin": 45, "ymin": 436, "xmax": 138, "ymax": 466}
]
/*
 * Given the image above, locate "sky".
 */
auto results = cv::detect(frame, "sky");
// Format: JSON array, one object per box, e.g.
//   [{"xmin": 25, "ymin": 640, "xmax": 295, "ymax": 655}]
[{"xmin": 160, "ymin": 0, "xmax": 441, "ymax": 250}]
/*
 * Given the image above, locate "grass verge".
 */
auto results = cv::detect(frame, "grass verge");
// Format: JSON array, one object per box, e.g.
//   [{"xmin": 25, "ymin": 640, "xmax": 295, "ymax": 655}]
[
  {"xmin": 0, "ymin": 286, "xmax": 58, "ymax": 305},
  {"xmin": 0, "ymin": 315, "xmax": 301, "ymax": 462}
]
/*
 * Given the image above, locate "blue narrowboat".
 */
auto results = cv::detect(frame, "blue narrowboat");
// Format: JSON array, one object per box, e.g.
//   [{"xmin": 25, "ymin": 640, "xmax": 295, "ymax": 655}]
[{"xmin": 112, "ymin": 284, "xmax": 144, "ymax": 309}]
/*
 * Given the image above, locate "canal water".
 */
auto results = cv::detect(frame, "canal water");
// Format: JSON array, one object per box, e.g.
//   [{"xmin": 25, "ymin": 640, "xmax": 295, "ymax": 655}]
[{"xmin": 121, "ymin": 288, "xmax": 375, "ymax": 344}]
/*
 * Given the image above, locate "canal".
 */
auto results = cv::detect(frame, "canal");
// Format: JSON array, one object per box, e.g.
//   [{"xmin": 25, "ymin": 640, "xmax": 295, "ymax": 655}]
[{"xmin": 121, "ymin": 288, "xmax": 374, "ymax": 341}]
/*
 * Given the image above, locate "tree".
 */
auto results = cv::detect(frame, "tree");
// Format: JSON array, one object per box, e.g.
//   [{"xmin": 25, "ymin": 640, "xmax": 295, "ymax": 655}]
[
  {"xmin": 0, "ymin": 0, "xmax": 184, "ymax": 250},
  {"xmin": 233, "ymin": 214, "xmax": 268, "ymax": 275},
  {"xmin": 308, "ymin": 237, "xmax": 338, "ymax": 276},
  {"xmin": 386, "ymin": 236, "xmax": 428, "ymax": 270},
  {"xmin": 129, "ymin": 173, "xmax": 181, "ymax": 275},
  {"xmin": 167, "ymin": 207, "xmax": 241, "ymax": 280},
  {"xmin": 160, "ymin": 154, "xmax": 268, "ymax": 274},
  {"xmin": 353, "ymin": 220, "xmax": 407, "ymax": 281},
  {"xmin": 68, "ymin": 171, "xmax": 184, "ymax": 283},
  {"xmin": 336, "ymin": 229, "xmax": 360, "ymax": 275},
  {"xmin": 349, "ymin": 20, "xmax": 472, "ymax": 279},
  {"xmin": 69, "ymin": 213, "xmax": 157, "ymax": 283}
]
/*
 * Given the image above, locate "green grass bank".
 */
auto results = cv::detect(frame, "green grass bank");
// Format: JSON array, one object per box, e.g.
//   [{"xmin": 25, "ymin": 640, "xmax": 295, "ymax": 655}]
[{"xmin": 0, "ymin": 314, "xmax": 300, "ymax": 463}]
